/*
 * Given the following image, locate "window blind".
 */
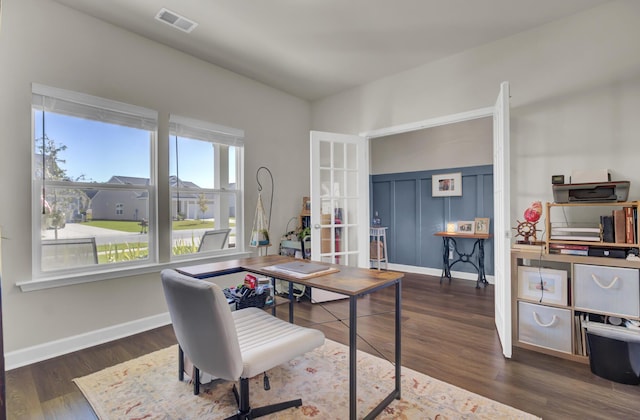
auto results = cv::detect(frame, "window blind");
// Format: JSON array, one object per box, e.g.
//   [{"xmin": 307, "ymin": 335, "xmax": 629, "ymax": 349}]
[
  {"xmin": 32, "ymin": 83, "xmax": 157, "ymax": 130},
  {"xmin": 169, "ymin": 114, "xmax": 244, "ymax": 147}
]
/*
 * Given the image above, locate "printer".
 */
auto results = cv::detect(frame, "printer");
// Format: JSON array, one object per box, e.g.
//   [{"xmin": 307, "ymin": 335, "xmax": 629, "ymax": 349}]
[{"xmin": 553, "ymin": 181, "xmax": 630, "ymax": 203}]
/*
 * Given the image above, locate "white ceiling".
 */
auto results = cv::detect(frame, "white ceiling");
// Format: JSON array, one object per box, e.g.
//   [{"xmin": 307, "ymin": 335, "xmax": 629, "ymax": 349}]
[{"xmin": 53, "ymin": 0, "xmax": 610, "ymax": 101}]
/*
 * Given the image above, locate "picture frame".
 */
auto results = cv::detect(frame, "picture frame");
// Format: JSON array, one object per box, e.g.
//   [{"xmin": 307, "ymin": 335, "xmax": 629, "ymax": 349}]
[
  {"xmin": 432, "ymin": 172, "xmax": 462, "ymax": 197},
  {"xmin": 474, "ymin": 217, "xmax": 490, "ymax": 234},
  {"xmin": 517, "ymin": 266, "xmax": 568, "ymax": 305},
  {"xmin": 301, "ymin": 196, "xmax": 311, "ymax": 215},
  {"xmin": 457, "ymin": 221, "xmax": 475, "ymax": 234}
]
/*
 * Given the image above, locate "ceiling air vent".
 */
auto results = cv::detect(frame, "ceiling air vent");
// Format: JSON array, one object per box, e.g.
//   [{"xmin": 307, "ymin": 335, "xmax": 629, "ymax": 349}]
[{"xmin": 155, "ymin": 8, "xmax": 198, "ymax": 33}]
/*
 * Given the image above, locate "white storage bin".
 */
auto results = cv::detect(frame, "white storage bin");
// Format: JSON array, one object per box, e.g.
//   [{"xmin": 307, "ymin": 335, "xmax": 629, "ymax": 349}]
[
  {"xmin": 574, "ymin": 264, "xmax": 640, "ymax": 318},
  {"xmin": 518, "ymin": 301, "xmax": 572, "ymax": 354}
]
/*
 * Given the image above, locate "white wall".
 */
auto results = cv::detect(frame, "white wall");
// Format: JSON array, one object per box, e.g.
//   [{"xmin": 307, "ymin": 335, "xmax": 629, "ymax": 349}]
[
  {"xmin": 0, "ymin": 0, "xmax": 310, "ymax": 359},
  {"xmin": 370, "ymin": 117, "xmax": 492, "ymax": 175},
  {"xmin": 312, "ymin": 0, "xmax": 640, "ymax": 216}
]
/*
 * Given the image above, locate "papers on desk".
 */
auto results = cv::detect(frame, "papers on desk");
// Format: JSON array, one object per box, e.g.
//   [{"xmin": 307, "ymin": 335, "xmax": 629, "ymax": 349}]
[{"xmin": 263, "ymin": 264, "xmax": 338, "ymax": 279}]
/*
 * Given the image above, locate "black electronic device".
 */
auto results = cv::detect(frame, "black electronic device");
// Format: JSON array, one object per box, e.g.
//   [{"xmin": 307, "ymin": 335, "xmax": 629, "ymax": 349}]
[
  {"xmin": 552, "ymin": 181, "xmax": 630, "ymax": 203},
  {"xmin": 551, "ymin": 175, "xmax": 565, "ymax": 185},
  {"xmin": 588, "ymin": 247, "xmax": 626, "ymax": 259}
]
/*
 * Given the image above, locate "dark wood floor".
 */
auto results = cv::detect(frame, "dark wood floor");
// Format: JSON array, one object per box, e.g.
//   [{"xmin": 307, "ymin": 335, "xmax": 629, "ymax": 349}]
[{"xmin": 6, "ymin": 272, "xmax": 640, "ymax": 419}]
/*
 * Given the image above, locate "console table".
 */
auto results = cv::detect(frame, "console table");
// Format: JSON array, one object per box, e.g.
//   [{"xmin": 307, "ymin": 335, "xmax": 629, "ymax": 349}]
[
  {"xmin": 434, "ymin": 232, "xmax": 492, "ymax": 288},
  {"xmin": 176, "ymin": 255, "xmax": 403, "ymax": 420}
]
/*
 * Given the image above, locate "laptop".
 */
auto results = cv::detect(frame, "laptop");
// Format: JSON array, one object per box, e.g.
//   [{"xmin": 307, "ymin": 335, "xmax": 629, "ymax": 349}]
[{"xmin": 273, "ymin": 261, "xmax": 330, "ymax": 275}]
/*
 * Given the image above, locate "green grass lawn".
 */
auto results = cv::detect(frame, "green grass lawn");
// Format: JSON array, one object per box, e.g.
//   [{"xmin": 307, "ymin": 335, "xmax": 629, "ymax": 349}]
[
  {"xmin": 82, "ymin": 219, "xmax": 235, "ymax": 263},
  {"xmin": 173, "ymin": 220, "xmax": 215, "ymax": 230},
  {"xmin": 83, "ymin": 219, "xmax": 217, "ymax": 232}
]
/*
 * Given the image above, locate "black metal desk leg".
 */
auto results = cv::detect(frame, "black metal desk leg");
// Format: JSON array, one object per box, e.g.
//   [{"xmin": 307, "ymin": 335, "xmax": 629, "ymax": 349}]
[
  {"xmin": 178, "ymin": 345, "xmax": 184, "ymax": 381},
  {"xmin": 363, "ymin": 281, "xmax": 402, "ymax": 420},
  {"xmin": 349, "ymin": 295, "xmax": 357, "ymax": 420},
  {"xmin": 288, "ymin": 281, "xmax": 294, "ymax": 324},
  {"xmin": 271, "ymin": 277, "xmax": 277, "ymax": 316}
]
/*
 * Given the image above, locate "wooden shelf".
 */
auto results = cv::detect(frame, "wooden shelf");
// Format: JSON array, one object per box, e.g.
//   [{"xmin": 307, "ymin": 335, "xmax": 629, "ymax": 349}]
[
  {"xmin": 512, "ymin": 239, "xmax": 640, "ymax": 362},
  {"xmin": 513, "ymin": 340, "xmax": 589, "ymax": 364},
  {"xmin": 547, "ymin": 201, "xmax": 639, "ymax": 208},
  {"xmin": 545, "ymin": 201, "xmax": 639, "ymax": 254},
  {"xmin": 548, "ymin": 240, "xmax": 635, "ymax": 248},
  {"xmin": 513, "ymin": 201, "xmax": 640, "ymax": 362},
  {"xmin": 512, "ymin": 249, "xmax": 640, "ymax": 269}
]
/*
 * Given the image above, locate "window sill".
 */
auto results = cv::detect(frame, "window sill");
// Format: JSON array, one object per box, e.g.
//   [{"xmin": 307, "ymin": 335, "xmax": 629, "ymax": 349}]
[{"xmin": 17, "ymin": 251, "xmax": 253, "ymax": 292}]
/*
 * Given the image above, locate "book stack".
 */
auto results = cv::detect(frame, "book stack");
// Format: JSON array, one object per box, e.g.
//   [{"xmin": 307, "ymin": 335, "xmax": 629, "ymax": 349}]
[
  {"xmin": 549, "ymin": 225, "xmax": 601, "ymax": 242},
  {"xmin": 549, "ymin": 243, "xmax": 589, "ymax": 256},
  {"xmin": 511, "ymin": 241, "xmax": 546, "ymax": 253},
  {"xmin": 608, "ymin": 207, "xmax": 638, "ymax": 244},
  {"xmin": 574, "ymin": 313, "xmax": 588, "ymax": 356}
]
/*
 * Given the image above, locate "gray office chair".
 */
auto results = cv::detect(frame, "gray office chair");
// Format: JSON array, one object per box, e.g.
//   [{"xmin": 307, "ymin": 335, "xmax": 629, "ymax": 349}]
[
  {"xmin": 197, "ymin": 228, "xmax": 231, "ymax": 252},
  {"xmin": 161, "ymin": 269, "xmax": 325, "ymax": 419}
]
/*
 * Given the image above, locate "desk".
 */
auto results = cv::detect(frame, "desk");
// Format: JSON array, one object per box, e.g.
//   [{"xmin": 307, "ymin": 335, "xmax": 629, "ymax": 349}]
[
  {"xmin": 177, "ymin": 255, "xmax": 403, "ymax": 420},
  {"xmin": 434, "ymin": 232, "xmax": 492, "ymax": 288}
]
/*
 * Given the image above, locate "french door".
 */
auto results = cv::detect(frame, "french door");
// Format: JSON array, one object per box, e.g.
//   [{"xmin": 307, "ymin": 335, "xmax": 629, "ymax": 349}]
[
  {"xmin": 309, "ymin": 83, "xmax": 511, "ymax": 357},
  {"xmin": 309, "ymin": 131, "xmax": 369, "ymax": 268},
  {"xmin": 493, "ymin": 81, "xmax": 512, "ymax": 357}
]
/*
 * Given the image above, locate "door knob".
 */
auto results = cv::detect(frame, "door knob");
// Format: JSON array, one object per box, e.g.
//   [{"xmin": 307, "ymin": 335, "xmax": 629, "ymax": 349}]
[{"xmin": 314, "ymin": 224, "xmax": 321, "ymax": 229}]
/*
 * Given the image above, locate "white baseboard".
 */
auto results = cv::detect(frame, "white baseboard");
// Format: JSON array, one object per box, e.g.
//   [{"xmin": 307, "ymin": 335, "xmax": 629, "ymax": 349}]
[
  {"xmin": 5, "ymin": 312, "xmax": 172, "ymax": 371},
  {"xmin": 386, "ymin": 263, "xmax": 494, "ymax": 285}
]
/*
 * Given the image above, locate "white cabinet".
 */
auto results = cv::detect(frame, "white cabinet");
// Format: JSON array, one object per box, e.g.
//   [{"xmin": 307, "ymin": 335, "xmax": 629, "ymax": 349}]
[
  {"xmin": 512, "ymin": 251, "xmax": 640, "ymax": 362},
  {"xmin": 512, "ymin": 201, "xmax": 640, "ymax": 362},
  {"xmin": 511, "ymin": 240, "xmax": 640, "ymax": 363}
]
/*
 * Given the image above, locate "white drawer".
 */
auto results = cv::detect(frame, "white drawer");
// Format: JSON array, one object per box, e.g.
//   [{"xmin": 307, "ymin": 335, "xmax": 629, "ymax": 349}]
[
  {"xmin": 518, "ymin": 301, "xmax": 572, "ymax": 354},
  {"xmin": 574, "ymin": 264, "xmax": 640, "ymax": 318}
]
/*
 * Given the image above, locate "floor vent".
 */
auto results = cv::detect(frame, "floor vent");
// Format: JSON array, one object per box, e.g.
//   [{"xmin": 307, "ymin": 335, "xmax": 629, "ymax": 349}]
[{"xmin": 155, "ymin": 8, "xmax": 198, "ymax": 33}]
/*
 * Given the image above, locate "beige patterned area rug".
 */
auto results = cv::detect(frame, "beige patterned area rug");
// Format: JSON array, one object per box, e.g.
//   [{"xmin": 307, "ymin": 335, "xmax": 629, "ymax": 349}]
[{"xmin": 74, "ymin": 339, "xmax": 539, "ymax": 419}]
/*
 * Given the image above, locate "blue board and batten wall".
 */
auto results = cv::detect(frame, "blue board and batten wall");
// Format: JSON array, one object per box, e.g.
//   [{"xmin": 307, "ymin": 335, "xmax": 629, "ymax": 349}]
[{"xmin": 370, "ymin": 164, "xmax": 494, "ymax": 276}]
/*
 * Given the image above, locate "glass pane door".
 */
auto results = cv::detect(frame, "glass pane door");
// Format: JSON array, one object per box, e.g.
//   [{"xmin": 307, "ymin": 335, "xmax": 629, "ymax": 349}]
[{"xmin": 310, "ymin": 131, "xmax": 368, "ymax": 267}]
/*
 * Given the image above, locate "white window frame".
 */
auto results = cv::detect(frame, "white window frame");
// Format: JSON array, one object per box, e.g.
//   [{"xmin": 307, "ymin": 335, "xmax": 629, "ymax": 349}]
[
  {"xmin": 31, "ymin": 84, "xmax": 158, "ymax": 279},
  {"xmin": 169, "ymin": 114, "xmax": 245, "ymax": 260},
  {"xmin": 115, "ymin": 203, "xmax": 124, "ymax": 216},
  {"xmin": 20, "ymin": 86, "xmax": 250, "ymax": 292}
]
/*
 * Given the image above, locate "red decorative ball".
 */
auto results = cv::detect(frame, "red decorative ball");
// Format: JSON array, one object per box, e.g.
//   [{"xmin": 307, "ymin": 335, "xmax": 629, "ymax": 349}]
[{"xmin": 524, "ymin": 201, "xmax": 542, "ymax": 223}]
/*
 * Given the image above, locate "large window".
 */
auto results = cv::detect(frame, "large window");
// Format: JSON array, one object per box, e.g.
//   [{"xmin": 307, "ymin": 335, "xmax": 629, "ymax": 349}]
[
  {"xmin": 32, "ymin": 84, "xmax": 157, "ymax": 275},
  {"xmin": 30, "ymin": 85, "xmax": 245, "ymax": 282},
  {"xmin": 169, "ymin": 115, "xmax": 244, "ymax": 258}
]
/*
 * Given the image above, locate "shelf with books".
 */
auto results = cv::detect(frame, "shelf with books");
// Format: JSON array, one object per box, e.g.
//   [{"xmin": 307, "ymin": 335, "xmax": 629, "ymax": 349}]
[
  {"xmin": 511, "ymin": 201, "xmax": 640, "ymax": 365},
  {"xmin": 545, "ymin": 201, "xmax": 639, "ymax": 258},
  {"xmin": 548, "ymin": 243, "xmax": 589, "ymax": 256}
]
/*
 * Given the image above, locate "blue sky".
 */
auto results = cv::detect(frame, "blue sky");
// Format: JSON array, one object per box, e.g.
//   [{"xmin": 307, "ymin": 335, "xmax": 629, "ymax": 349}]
[{"xmin": 35, "ymin": 111, "xmax": 234, "ymax": 188}]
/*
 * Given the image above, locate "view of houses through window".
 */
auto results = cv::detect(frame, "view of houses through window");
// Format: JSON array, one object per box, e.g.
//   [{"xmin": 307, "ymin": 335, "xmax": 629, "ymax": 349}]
[
  {"xmin": 32, "ymin": 85, "xmax": 244, "ymax": 277},
  {"xmin": 33, "ymin": 85, "xmax": 156, "ymax": 274},
  {"xmin": 169, "ymin": 115, "xmax": 244, "ymax": 257}
]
